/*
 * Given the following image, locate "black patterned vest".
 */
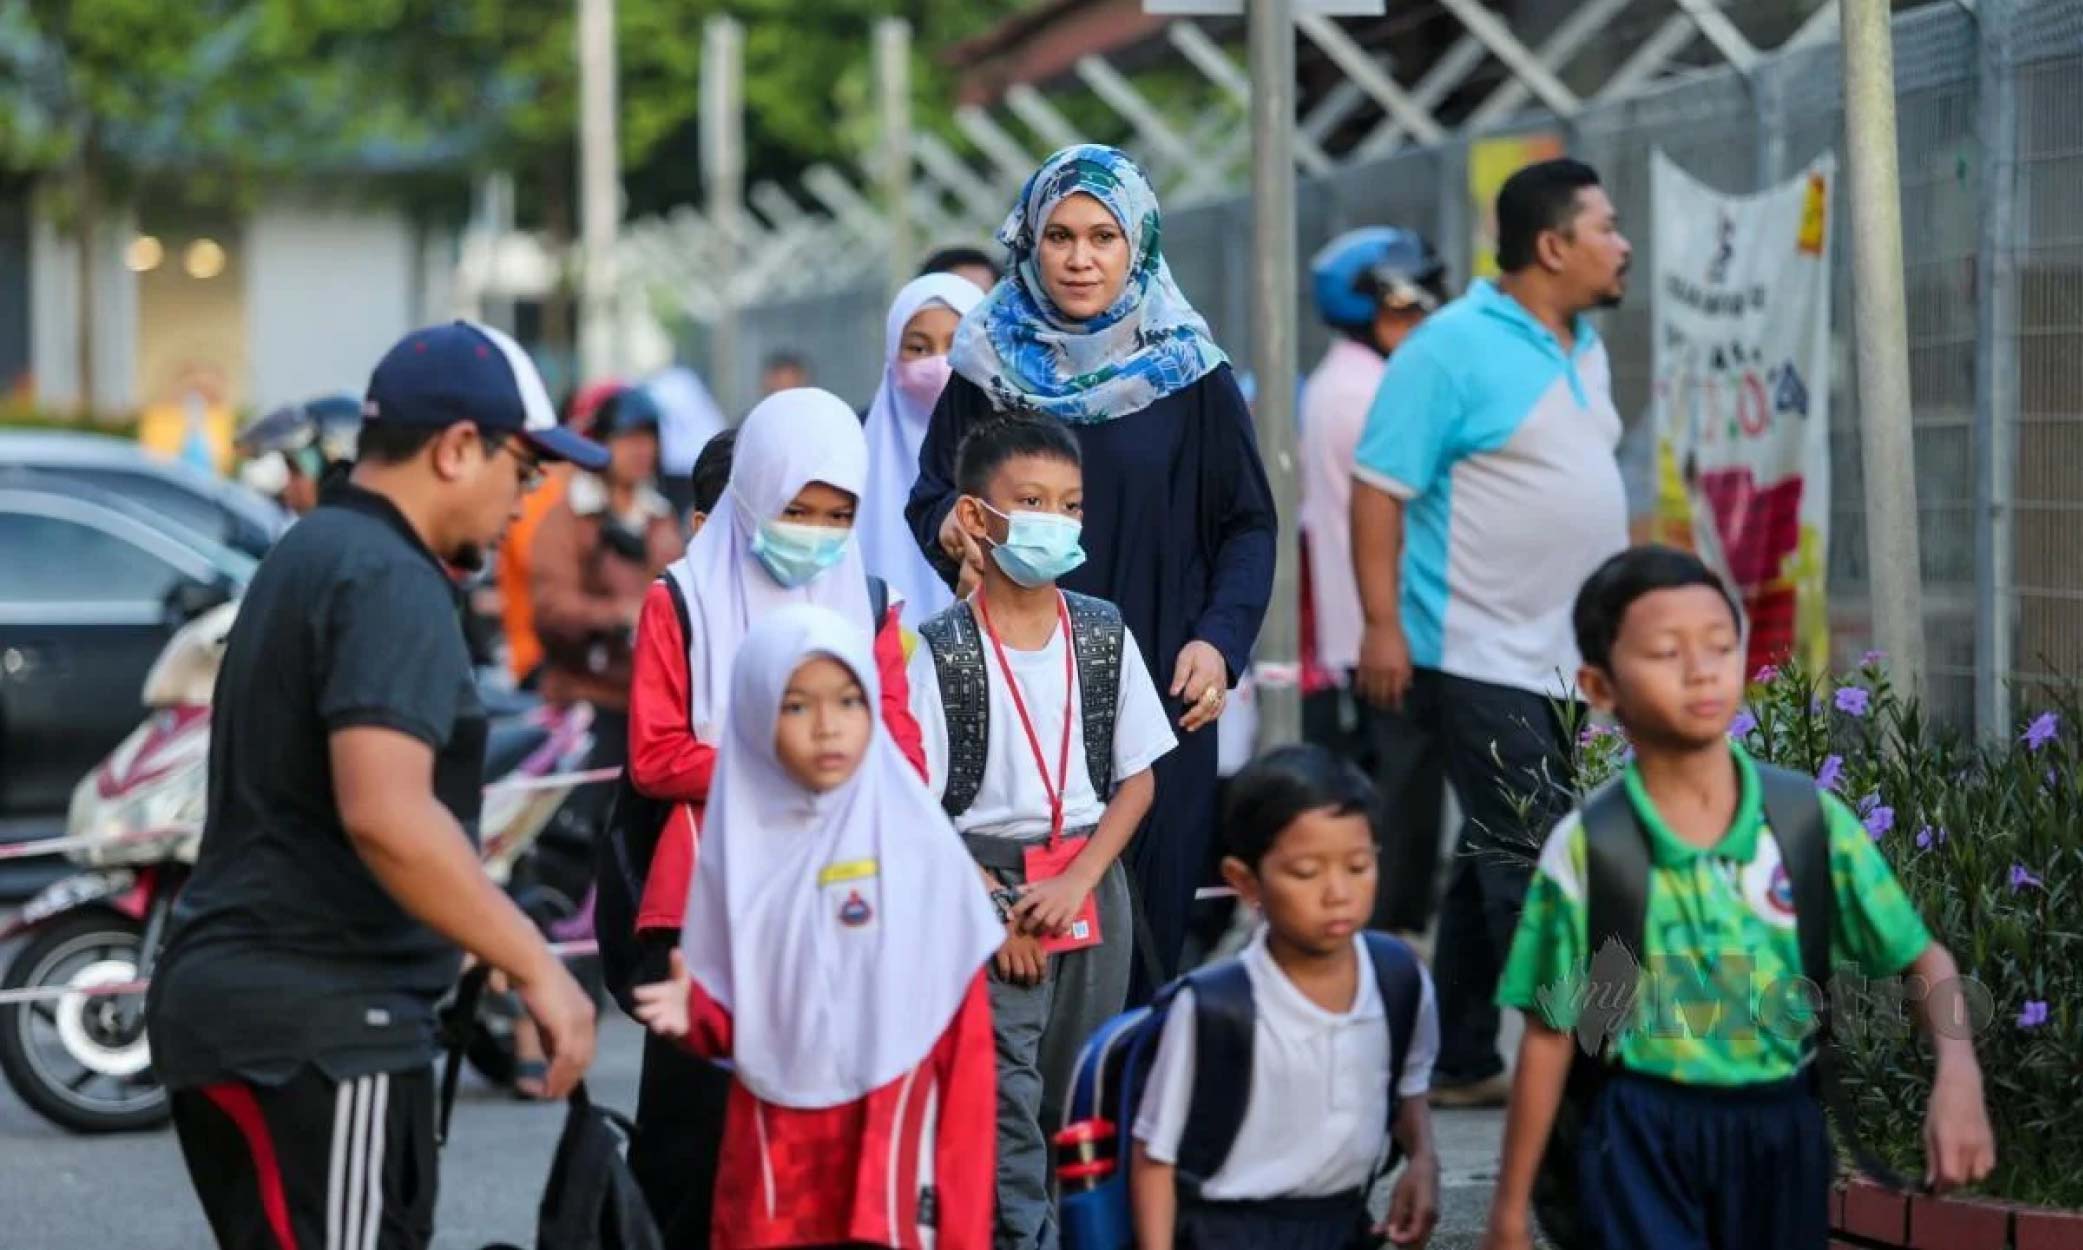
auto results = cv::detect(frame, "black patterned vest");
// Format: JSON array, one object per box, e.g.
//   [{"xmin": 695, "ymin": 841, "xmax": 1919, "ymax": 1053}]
[{"xmin": 916, "ymin": 592, "xmax": 1125, "ymax": 820}]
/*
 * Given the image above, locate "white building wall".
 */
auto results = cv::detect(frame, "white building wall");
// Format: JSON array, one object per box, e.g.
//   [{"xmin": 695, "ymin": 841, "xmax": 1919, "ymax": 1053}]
[
  {"xmin": 244, "ymin": 199, "xmax": 418, "ymax": 411},
  {"xmin": 29, "ymin": 194, "xmax": 140, "ymax": 412}
]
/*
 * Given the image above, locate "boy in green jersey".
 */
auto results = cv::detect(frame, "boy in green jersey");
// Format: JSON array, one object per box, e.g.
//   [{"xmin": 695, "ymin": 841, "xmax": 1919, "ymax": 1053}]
[{"xmin": 1479, "ymin": 546, "xmax": 1995, "ymax": 1250}]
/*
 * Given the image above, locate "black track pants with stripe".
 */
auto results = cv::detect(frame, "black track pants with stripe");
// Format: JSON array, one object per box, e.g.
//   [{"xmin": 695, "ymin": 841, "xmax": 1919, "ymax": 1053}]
[{"xmin": 171, "ymin": 1067, "xmax": 437, "ymax": 1250}]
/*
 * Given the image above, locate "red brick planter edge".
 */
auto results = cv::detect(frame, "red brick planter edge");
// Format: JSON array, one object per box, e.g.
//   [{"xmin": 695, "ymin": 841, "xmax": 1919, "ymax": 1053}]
[{"xmin": 1829, "ymin": 1181, "xmax": 2083, "ymax": 1250}]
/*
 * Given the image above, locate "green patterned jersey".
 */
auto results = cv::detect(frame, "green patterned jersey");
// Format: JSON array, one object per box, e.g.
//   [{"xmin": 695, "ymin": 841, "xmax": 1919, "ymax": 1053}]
[{"xmin": 1495, "ymin": 743, "xmax": 1932, "ymax": 1086}]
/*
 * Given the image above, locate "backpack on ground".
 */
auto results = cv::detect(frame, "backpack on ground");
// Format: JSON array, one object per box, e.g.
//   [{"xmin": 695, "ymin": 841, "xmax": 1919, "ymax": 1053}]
[
  {"xmin": 1054, "ymin": 932, "xmax": 1426, "ymax": 1250},
  {"xmin": 443, "ymin": 972, "xmax": 663, "ymax": 1250},
  {"xmin": 595, "ymin": 574, "xmax": 889, "ymax": 1012},
  {"xmin": 1530, "ymin": 762, "xmax": 1908, "ymax": 1250},
  {"xmin": 472, "ymin": 1085, "xmax": 664, "ymax": 1250}
]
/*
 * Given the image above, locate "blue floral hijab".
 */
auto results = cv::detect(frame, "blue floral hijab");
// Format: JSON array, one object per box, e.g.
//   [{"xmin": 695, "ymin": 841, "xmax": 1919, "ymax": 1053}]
[{"xmin": 949, "ymin": 144, "xmax": 1228, "ymax": 424}]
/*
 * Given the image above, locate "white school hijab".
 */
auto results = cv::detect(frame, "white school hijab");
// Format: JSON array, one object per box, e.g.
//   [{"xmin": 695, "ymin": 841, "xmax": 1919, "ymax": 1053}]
[
  {"xmin": 858, "ymin": 273, "xmax": 984, "ymax": 628},
  {"xmin": 682, "ymin": 604, "xmax": 1002, "ymax": 1108},
  {"xmin": 665, "ymin": 388, "xmax": 874, "ymax": 742}
]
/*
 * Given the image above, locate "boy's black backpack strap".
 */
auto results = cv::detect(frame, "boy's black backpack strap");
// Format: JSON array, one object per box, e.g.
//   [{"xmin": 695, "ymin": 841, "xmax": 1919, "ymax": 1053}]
[
  {"xmin": 1174, "ymin": 959, "xmax": 1255, "ymax": 1188},
  {"xmin": 1757, "ymin": 765, "xmax": 1832, "ymax": 1030},
  {"xmin": 866, "ymin": 574, "xmax": 890, "ymax": 635},
  {"xmin": 1580, "ymin": 777, "xmax": 1651, "ymax": 1059},
  {"xmin": 1363, "ymin": 932, "xmax": 1425, "ymax": 1174},
  {"xmin": 1062, "ymin": 592, "xmax": 1125, "ymax": 798},
  {"xmin": 1756, "ymin": 763, "xmax": 1913, "ymax": 1191},
  {"xmin": 918, "ymin": 602, "xmax": 988, "ymax": 818},
  {"xmin": 1530, "ymin": 780, "xmax": 1652, "ymax": 1250}
]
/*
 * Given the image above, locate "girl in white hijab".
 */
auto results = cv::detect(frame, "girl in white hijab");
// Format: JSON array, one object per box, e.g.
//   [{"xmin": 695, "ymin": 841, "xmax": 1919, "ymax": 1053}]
[
  {"xmin": 636, "ymin": 604, "xmax": 1001, "ymax": 1250},
  {"xmin": 858, "ymin": 273, "xmax": 985, "ymax": 627},
  {"xmin": 629, "ymin": 387, "xmax": 927, "ymax": 935},
  {"xmin": 621, "ymin": 392, "xmax": 933, "ymax": 1245}
]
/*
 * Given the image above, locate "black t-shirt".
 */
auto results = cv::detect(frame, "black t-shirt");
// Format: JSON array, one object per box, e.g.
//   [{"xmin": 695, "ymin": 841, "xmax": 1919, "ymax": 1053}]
[{"xmin": 147, "ymin": 485, "xmax": 487, "ymax": 1087}]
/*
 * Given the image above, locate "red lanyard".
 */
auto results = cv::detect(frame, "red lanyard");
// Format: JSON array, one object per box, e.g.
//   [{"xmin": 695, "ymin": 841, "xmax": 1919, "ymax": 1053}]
[{"xmin": 974, "ymin": 589, "xmax": 1074, "ymax": 848}]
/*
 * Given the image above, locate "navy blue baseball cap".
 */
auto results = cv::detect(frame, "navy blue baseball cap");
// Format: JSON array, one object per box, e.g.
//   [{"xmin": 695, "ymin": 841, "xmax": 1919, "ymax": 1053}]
[{"xmin": 364, "ymin": 321, "xmax": 610, "ymax": 472}]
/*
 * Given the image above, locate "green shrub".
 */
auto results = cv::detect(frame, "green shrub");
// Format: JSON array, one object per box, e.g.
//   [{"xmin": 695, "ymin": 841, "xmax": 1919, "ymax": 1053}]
[{"xmin": 1569, "ymin": 659, "xmax": 2081, "ymax": 1206}]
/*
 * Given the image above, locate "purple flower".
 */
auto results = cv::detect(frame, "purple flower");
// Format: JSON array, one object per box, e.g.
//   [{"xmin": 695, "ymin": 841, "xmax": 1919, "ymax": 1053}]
[
  {"xmin": 2018, "ymin": 1000, "xmax": 2049, "ymax": 1030},
  {"xmin": 1862, "ymin": 649, "xmax": 1887, "ymax": 667},
  {"xmin": 1858, "ymin": 795, "xmax": 1894, "ymax": 839},
  {"xmin": 1730, "ymin": 710, "xmax": 1758, "ymax": 739},
  {"xmin": 2023, "ymin": 712, "xmax": 2060, "ymax": 752},
  {"xmin": 1834, "ymin": 686, "xmax": 1872, "ymax": 718},
  {"xmin": 1754, "ymin": 664, "xmax": 1781, "ymax": 685},
  {"xmin": 1915, "ymin": 825, "xmax": 1948, "ymax": 850},
  {"xmin": 1816, "ymin": 755, "xmax": 1844, "ymax": 792},
  {"xmin": 2010, "ymin": 862, "xmax": 2045, "ymax": 893}
]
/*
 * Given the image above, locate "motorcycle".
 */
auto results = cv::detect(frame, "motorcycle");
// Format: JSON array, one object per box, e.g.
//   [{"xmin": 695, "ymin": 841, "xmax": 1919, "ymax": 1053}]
[{"xmin": 0, "ymin": 604, "xmax": 600, "ymax": 1134}]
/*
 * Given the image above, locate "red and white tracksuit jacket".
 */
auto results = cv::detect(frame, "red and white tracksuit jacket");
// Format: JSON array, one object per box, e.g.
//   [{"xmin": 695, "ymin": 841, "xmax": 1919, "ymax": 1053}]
[
  {"xmin": 626, "ymin": 578, "xmax": 925, "ymax": 934},
  {"xmin": 673, "ymin": 973, "xmax": 996, "ymax": 1250}
]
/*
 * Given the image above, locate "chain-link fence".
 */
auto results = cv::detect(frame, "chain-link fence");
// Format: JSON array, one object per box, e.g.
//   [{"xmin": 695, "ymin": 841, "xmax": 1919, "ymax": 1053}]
[{"xmin": 721, "ymin": 0, "xmax": 2083, "ymax": 733}]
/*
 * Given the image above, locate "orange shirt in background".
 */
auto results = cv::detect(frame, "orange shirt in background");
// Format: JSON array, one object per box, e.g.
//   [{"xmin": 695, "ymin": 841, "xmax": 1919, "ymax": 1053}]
[{"xmin": 497, "ymin": 464, "xmax": 574, "ymax": 681}]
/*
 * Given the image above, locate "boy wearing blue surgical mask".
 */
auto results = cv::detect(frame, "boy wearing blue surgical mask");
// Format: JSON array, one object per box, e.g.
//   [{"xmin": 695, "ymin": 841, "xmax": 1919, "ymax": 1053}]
[{"xmin": 908, "ymin": 415, "xmax": 1177, "ymax": 1250}]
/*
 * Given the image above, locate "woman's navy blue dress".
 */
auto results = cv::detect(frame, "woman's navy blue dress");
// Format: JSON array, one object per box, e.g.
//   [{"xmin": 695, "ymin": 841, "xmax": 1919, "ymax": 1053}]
[{"xmin": 905, "ymin": 364, "xmax": 1276, "ymax": 992}]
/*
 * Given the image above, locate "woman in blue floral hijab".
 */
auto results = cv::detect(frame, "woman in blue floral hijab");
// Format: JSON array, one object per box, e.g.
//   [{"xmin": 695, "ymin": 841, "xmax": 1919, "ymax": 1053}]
[
  {"xmin": 907, "ymin": 144, "xmax": 1276, "ymax": 1016},
  {"xmin": 949, "ymin": 144, "xmax": 1229, "ymax": 423}
]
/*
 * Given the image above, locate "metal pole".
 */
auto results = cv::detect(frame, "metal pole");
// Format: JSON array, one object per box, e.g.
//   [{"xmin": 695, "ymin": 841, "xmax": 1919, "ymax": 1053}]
[
  {"xmin": 1839, "ymin": 0, "xmax": 1926, "ymax": 699},
  {"xmin": 576, "ymin": 0, "xmax": 621, "ymax": 382},
  {"xmin": 1972, "ymin": 0, "xmax": 2018, "ymax": 735},
  {"xmin": 1249, "ymin": 0, "xmax": 1300, "ymax": 748},
  {"xmin": 703, "ymin": 16, "xmax": 744, "ymax": 413},
  {"xmin": 480, "ymin": 172, "xmax": 517, "ymax": 332},
  {"xmin": 876, "ymin": 19, "xmax": 914, "ymax": 295}
]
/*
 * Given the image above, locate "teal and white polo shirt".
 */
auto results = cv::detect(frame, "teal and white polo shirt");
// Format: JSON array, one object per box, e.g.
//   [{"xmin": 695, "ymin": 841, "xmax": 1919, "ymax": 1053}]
[{"xmin": 1352, "ymin": 279, "xmax": 1629, "ymax": 698}]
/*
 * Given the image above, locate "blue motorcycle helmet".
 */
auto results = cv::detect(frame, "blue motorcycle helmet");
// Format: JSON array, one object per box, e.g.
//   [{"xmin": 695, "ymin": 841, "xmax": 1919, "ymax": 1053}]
[{"xmin": 1309, "ymin": 227, "xmax": 1448, "ymax": 335}]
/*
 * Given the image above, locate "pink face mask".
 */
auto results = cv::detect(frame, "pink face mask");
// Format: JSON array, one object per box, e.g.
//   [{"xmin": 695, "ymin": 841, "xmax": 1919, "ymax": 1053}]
[{"xmin": 893, "ymin": 354, "xmax": 954, "ymax": 411}]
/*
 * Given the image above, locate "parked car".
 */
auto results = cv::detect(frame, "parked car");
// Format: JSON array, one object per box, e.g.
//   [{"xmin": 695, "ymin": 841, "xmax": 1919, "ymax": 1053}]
[
  {"xmin": 0, "ymin": 477, "xmax": 254, "ymax": 885},
  {"xmin": 0, "ymin": 431, "xmax": 287, "ymax": 559}
]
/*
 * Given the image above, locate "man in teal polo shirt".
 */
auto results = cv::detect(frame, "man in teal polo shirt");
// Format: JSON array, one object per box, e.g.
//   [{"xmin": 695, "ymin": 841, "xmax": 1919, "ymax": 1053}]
[{"xmin": 1349, "ymin": 158, "xmax": 1632, "ymax": 1103}]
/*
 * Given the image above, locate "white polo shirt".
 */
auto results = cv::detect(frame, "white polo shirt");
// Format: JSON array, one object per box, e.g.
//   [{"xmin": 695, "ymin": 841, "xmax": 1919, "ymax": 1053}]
[
  {"xmin": 1299, "ymin": 338, "xmax": 1388, "ymax": 673},
  {"xmin": 1132, "ymin": 929, "xmax": 1439, "ymax": 1200}
]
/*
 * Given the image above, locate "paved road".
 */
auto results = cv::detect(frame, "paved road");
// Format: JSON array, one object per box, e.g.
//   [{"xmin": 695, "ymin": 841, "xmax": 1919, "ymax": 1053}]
[{"xmin": 2, "ymin": 1011, "xmax": 1509, "ymax": 1249}]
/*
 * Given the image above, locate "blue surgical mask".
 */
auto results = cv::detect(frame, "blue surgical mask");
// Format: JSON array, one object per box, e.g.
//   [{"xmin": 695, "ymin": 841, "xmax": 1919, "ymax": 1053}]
[
  {"xmin": 979, "ymin": 501, "xmax": 1086, "ymax": 588},
  {"xmin": 753, "ymin": 518, "xmax": 851, "ymax": 588}
]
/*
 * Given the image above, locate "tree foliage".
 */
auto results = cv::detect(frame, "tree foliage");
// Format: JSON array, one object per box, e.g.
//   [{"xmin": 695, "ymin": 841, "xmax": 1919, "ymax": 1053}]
[{"xmin": 1, "ymin": 0, "xmax": 1121, "ymax": 221}]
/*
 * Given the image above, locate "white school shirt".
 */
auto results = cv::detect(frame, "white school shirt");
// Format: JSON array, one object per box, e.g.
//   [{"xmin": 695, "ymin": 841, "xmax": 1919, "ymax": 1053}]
[
  {"xmin": 1132, "ymin": 928, "xmax": 1440, "ymax": 1201},
  {"xmin": 906, "ymin": 610, "xmax": 1177, "ymax": 840}
]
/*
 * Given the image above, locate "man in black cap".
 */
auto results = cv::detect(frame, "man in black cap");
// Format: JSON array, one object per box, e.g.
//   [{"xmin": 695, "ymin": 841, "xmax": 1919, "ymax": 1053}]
[{"xmin": 148, "ymin": 321, "xmax": 610, "ymax": 1250}]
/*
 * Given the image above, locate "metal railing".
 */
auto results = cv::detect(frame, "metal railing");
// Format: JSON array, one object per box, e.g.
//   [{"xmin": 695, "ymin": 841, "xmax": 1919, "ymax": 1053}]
[{"xmin": 702, "ymin": 0, "xmax": 2083, "ymax": 733}]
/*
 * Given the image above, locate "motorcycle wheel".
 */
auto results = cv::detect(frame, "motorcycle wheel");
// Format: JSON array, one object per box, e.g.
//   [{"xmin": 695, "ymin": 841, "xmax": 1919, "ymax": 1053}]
[{"xmin": 0, "ymin": 910, "xmax": 169, "ymax": 1133}]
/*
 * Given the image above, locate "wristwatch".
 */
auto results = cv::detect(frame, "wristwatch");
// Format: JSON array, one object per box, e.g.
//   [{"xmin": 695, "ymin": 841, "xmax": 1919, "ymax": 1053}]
[{"xmin": 988, "ymin": 886, "xmax": 1023, "ymax": 925}]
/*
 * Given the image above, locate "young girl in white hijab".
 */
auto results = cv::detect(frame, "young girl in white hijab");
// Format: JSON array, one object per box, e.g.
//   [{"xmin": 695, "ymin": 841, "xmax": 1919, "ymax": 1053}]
[
  {"xmin": 636, "ymin": 604, "xmax": 1003, "ymax": 1250},
  {"xmin": 621, "ymin": 388, "xmax": 927, "ymax": 1245},
  {"xmin": 858, "ymin": 273, "xmax": 985, "ymax": 627}
]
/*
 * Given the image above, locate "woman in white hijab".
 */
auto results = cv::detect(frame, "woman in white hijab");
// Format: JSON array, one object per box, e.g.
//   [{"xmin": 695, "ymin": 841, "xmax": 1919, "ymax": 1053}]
[
  {"xmin": 858, "ymin": 273, "xmax": 985, "ymax": 626},
  {"xmin": 636, "ymin": 604, "xmax": 1002, "ymax": 1250},
  {"xmin": 620, "ymin": 388, "xmax": 928, "ymax": 1245}
]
